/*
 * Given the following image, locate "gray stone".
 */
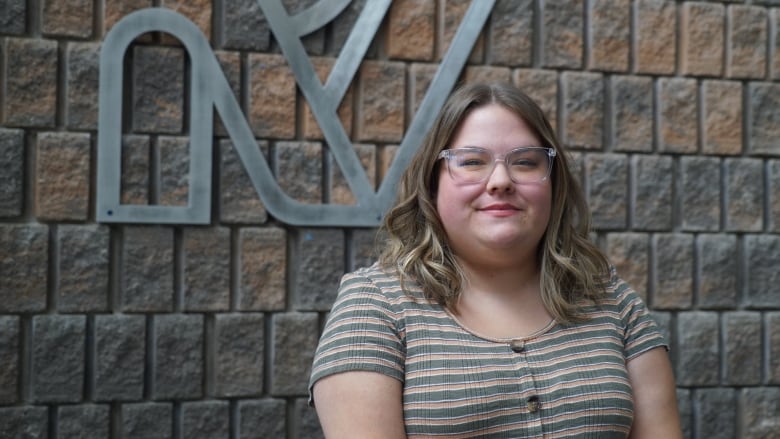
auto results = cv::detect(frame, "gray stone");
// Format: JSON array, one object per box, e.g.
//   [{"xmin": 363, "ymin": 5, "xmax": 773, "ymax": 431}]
[
  {"xmin": 121, "ymin": 226, "xmax": 174, "ymax": 312},
  {"xmin": 0, "ymin": 128, "xmax": 24, "ymax": 217},
  {"xmin": 3, "ymin": 38, "xmax": 58, "ymax": 127},
  {"xmin": 65, "ymin": 42, "xmax": 100, "ymax": 130},
  {"xmin": 586, "ymin": 154, "xmax": 628, "ymax": 229},
  {"xmin": 606, "ymin": 233, "xmax": 649, "ymax": 300},
  {"xmin": 120, "ymin": 135, "xmax": 150, "ymax": 205},
  {"xmin": 271, "ymin": 313, "xmax": 319, "ymax": 396},
  {"xmin": 723, "ymin": 312, "xmax": 761, "ymax": 385},
  {"xmin": 31, "ymin": 315, "xmax": 85, "ymax": 403},
  {"xmin": 215, "ymin": 313, "xmax": 265, "ymax": 397},
  {"xmin": 745, "ymin": 234, "xmax": 780, "ymax": 308},
  {"xmin": 94, "ymin": 314, "xmax": 145, "ymax": 401},
  {"xmin": 183, "ymin": 227, "xmax": 230, "ymax": 311},
  {"xmin": 659, "ymin": 77, "xmax": 698, "ymax": 153},
  {"xmin": 58, "ymin": 404, "xmax": 110, "ymax": 439},
  {"xmin": 352, "ymin": 228, "xmax": 380, "ymax": 271},
  {"xmin": 276, "ymin": 142, "xmax": 323, "ymax": 204},
  {"xmin": 611, "ymin": 76, "xmax": 653, "ymax": 152},
  {"xmin": 488, "ymin": 0, "xmax": 533, "ymax": 66},
  {"xmin": 58, "ymin": 224, "xmax": 110, "ymax": 312},
  {"xmin": 295, "ymin": 398, "xmax": 324, "ymax": 439},
  {"xmin": 181, "ymin": 400, "xmax": 230, "ymax": 439},
  {"xmin": 680, "ymin": 156, "xmax": 721, "ymax": 231},
  {"xmin": 240, "ymin": 227, "xmax": 287, "ymax": 311},
  {"xmin": 769, "ymin": 312, "xmax": 780, "ymax": 384},
  {"xmin": 122, "ymin": 402, "xmax": 172, "ymax": 439},
  {"xmin": 0, "ymin": 406, "xmax": 48, "ymax": 438},
  {"xmin": 0, "ymin": 224, "xmax": 48, "ymax": 312},
  {"xmin": 238, "ymin": 399, "xmax": 286, "ymax": 439},
  {"xmin": 562, "ymin": 71, "xmax": 604, "ymax": 149},
  {"xmin": 725, "ymin": 158, "xmax": 763, "ymax": 231},
  {"xmin": 748, "ymin": 82, "xmax": 780, "ymax": 155},
  {"xmin": 543, "ymin": 0, "xmax": 583, "ymax": 68},
  {"xmin": 676, "ymin": 312, "xmax": 719, "ymax": 386},
  {"xmin": 293, "ymin": 229, "xmax": 345, "ymax": 311},
  {"xmin": 740, "ymin": 387, "xmax": 780, "ymax": 439},
  {"xmin": 219, "ymin": 139, "xmax": 268, "ymax": 224},
  {"xmin": 158, "ymin": 136, "xmax": 189, "ymax": 206},
  {"xmin": 694, "ymin": 388, "xmax": 736, "ymax": 439},
  {"xmin": 771, "ymin": 160, "xmax": 780, "ymax": 232},
  {"xmin": 697, "ymin": 234, "xmax": 738, "ymax": 308},
  {"xmin": 221, "ymin": 0, "xmax": 270, "ymax": 51},
  {"xmin": 153, "ymin": 314, "xmax": 203, "ymax": 400},
  {"xmin": 0, "ymin": 316, "xmax": 20, "ymax": 404},
  {"xmin": 633, "ymin": 155, "xmax": 673, "ymax": 230},
  {"xmin": 652, "ymin": 234, "xmax": 693, "ymax": 309},
  {"xmin": 676, "ymin": 388, "xmax": 692, "ymax": 439},
  {"xmin": 0, "ymin": 0, "xmax": 26, "ymax": 34},
  {"xmin": 131, "ymin": 46, "xmax": 184, "ymax": 133}
]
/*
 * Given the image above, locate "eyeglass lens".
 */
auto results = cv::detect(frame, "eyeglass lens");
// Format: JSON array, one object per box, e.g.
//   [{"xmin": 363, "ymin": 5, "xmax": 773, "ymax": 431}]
[{"xmin": 446, "ymin": 148, "xmax": 553, "ymax": 184}]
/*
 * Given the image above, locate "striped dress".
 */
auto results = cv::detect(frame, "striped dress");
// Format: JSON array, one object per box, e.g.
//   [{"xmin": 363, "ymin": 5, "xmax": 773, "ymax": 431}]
[{"xmin": 309, "ymin": 263, "xmax": 667, "ymax": 438}]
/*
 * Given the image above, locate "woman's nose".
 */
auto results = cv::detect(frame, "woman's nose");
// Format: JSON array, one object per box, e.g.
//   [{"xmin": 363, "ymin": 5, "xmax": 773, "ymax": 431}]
[{"xmin": 485, "ymin": 160, "xmax": 515, "ymax": 193}]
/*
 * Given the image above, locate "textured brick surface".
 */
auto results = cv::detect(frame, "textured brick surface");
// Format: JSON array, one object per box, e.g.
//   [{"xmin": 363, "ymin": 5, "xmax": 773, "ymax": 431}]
[
  {"xmin": 0, "ymin": 224, "xmax": 48, "ymax": 312},
  {"xmin": 680, "ymin": 156, "xmax": 720, "ymax": 231},
  {"xmin": 183, "ymin": 227, "xmax": 230, "ymax": 311},
  {"xmin": 408, "ymin": 63, "xmax": 438, "ymax": 115},
  {"xmin": 488, "ymin": 0, "xmax": 533, "ymax": 66},
  {"xmin": 513, "ymin": 69, "xmax": 558, "ymax": 132},
  {"xmin": 728, "ymin": 5, "xmax": 767, "ymax": 79},
  {"xmin": 745, "ymin": 234, "xmax": 780, "ymax": 308},
  {"xmin": 543, "ymin": 0, "xmax": 583, "ymax": 68},
  {"xmin": 632, "ymin": 155, "xmax": 673, "ymax": 230},
  {"xmin": 653, "ymin": 234, "xmax": 693, "ymax": 309},
  {"xmin": 723, "ymin": 311, "xmax": 761, "ymax": 385},
  {"xmin": 697, "ymin": 234, "xmax": 738, "ymax": 309},
  {"xmin": 772, "ymin": 160, "xmax": 780, "ymax": 232},
  {"xmin": 605, "ymin": 233, "xmax": 649, "ymax": 300},
  {"xmin": 221, "ymin": 0, "xmax": 270, "ymax": 51},
  {"xmin": 153, "ymin": 314, "xmax": 203, "ymax": 399},
  {"xmin": 42, "ymin": 0, "xmax": 93, "ymax": 38},
  {"xmin": 238, "ymin": 399, "xmax": 286, "ymax": 439},
  {"xmin": 694, "ymin": 388, "xmax": 736, "ymax": 439},
  {"xmin": 281, "ymin": 0, "xmax": 325, "ymax": 56},
  {"xmin": 676, "ymin": 389, "xmax": 692, "ymax": 439},
  {"xmin": 65, "ymin": 42, "xmax": 100, "ymax": 130},
  {"xmin": 748, "ymin": 82, "xmax": 780, "ymax": 155},
  {"xmin": 352, "ymin": 228, "xmax": 380, "ymax": 271},
  {"xmin": 357, "ymin": 61, "xmax": 405, "ymax": 143},
  {"xmin": 121, "ymin": 226, "xmax": 174, "ymax": 312},
  {"xmin": 741, "ymin": 387, "xmax": 780, "ymax": 439},
  {"xmin": 440, "ymin": 0, "xmax": 483, "ymax": 63},
  {"xmin": 104, "ymin": 0, "xmax": 152, "ymax": 33},
  {"xmin": 0, "ymin": 316, "xmax": 20, "ymax": 405},
  {"xmin": 122, "ymin": 402, "xmax": 172, "ymax": 439},
  {"xmin": 35, "ymin": 132, "xmax": 91, "ymax": 221},
  {"xmin": 774, "ymin": 9, "xmax": 780, "ymax": 80},
  {"xmin": 276, "ymin": 141, "xmax": 323, "ymax": 204},
  {"xmin": 159, "ymin": 0, "xmax": 212, "ymax": 41},
  {"xmin": 562, "ymin": 72, "xmax": 604, "ymax": 149},
  {"xmin": 58, "ymin": 224, "xmax": 110, "ymax": 312},
  {"xmin": 0, "ymin": 407, "xmax": 48, "ymax": 438},
  {"xmin": 94, "ymin": 314, "xmax": 145, "ymax": 401},
  {"xmin": 295, "ymin": 398, "xmax": 325, "ymax": 439},
  {"xmin": 120, "ymin": 135, "xmax": 151, "ymax": 205},
  {"xmin": 463, "ymin": 66, "xmax": 512, "ymax": 85},
  {"xmin": 676, "ymin": 312, "xmax": 719, "ymax": 386},
  {"xmin": 240, "ymin": 227, "xmax": 287, "ymax": 311},
  {"xmin": 331, "ymin": 143, "xmax": 376, "ymax": 205},
  {"xmin": 215, "ymin": 313, "xmax": 265, "ymax": 397},
  {"xmin": 219, "ymin": 139, "xmax": 268, "ymax": 224},
  {"xmin": 181, "ymin": 400, "xmax": 229, "ymax": 439},
  {"xmin": 0, "ymin": 128, "xmax": 24, "ymax": 217},
  {"xmin": 770, "ymin": 312, "xmax": 780, "ymax": 383},
  {"xmin": 681, "ymin": 2, "xmax": 724, "ymax": 76},
  {"xmin": 589, "ymin": 0, "xmax": 629, "ymax": 72},
  {"xmin": 725, "ymin": 158, "xmax": 763, "ymax": 232},
  {"xmin": 586, "ymin": 154, "xmax": 627, "ymax": 229},
  {"xmin": 387, "ymin": 0, "xmax": 435, "ymax": 61},
  {"xmin": 703, "ymin": 80, "xmax": 742, "ymax": 155},
  {"xmin": 271, "ymin": 312, "xmax": 319, "ymax": 396},
  {"xmin": 0, "ymin": 0, "xmax": 26, "ymax": 34},
  {"xmin": 158, "ymin": 136, "xmax": 189, "ymax": 206},
  {"xmin": 131, "ymin": 46, "xmax": 184, "ymax": 134},
  {"xmin": 58, "ymin": 404, "xmax": 109, "ymax": 439},
  {"xmin": 293, "ymin": 229, "xmax": 345, "ymax": 311},
  {"xmin": 213, "ymin": 50, "xmax": 241, "ymax": 137},
  {"xmin": 3, "ymin": 38, "xmax": 58, "ymax": 127},
  {"xmin": 301, "ymin": 57, "xmax": 354, "ymax": 140},
  {"xmin": 31, "ymin": 315, "xmax": 85, "ymax": 403},
  {"xmin": 635, "ymin": 0, "xmax": 676, "ymax": 74},
  {"xmin": 249, "ymin": 53, "xmax": 296, "ymax": 139},
  {"xmin": 659, "ymin": 78, "xmax": 698, "ymax": 153},
  {"xmin": 611, "ymin": 76, "xmax": 653, "ymax": 152}
]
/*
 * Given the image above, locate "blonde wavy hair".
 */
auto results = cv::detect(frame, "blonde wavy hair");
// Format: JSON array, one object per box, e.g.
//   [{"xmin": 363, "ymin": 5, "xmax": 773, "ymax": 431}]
[{"xmin": 379, "ymin": 82, "xmax": 611, "ymax": 324}]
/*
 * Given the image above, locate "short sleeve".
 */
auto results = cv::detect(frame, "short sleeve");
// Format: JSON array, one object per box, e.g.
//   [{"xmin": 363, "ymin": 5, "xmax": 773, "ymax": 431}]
[
  {"xmin": 611, "ymin": 274, "xmax": 669, "ymax": 360},
  {"xmin": 308, "ymin": 270, "xmax": 406, "ymax": 404}
]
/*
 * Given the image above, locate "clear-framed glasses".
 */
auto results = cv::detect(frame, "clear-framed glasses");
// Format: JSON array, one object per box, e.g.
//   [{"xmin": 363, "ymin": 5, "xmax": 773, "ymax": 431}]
[{"xmin": 438, "ymin": 146, "xmax": 556, "ymax": 185}]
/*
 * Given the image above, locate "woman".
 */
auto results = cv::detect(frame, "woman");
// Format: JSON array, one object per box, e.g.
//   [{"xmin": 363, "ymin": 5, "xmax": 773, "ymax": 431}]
[{"xmin": 309, "ymin": 83, "xmax": 682, "ymax": 438}]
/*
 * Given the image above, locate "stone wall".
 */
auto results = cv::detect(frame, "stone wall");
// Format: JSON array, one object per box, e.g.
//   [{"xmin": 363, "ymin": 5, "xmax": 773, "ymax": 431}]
[{"xmin": 1, "ymin": 0, "xmax": 779, "ymax": 438}]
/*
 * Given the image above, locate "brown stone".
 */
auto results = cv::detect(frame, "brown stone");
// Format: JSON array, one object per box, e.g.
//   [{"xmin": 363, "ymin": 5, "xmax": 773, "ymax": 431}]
[
  {"xmin": 357, "ymin": 61, "xmax": 405, "ymax": 143},
  {"xmin": 35, "ymin": 132, "xmax": 91, "ymax": 221},
  {"xmin": 440, "ymin": 0, "xmax": 484, "ymax": 63},
  {"xmin": 681, "ymin": 2, "xmax": 724, "ymax": 76},
  {"xmin": 240, "ymin": 227, "xmax": 287, "ymax": 311},
  {"xmin": 301, "ymin": 57, "xmax": 353, "ymax": 140},
  {"xmin": 248, "ymin": 54, "xmax": 296, "ymax": 139},
  {"xmin": 659, "ymin": 77, "xmax": 698, "ymax": 153},
  {"xmin": 513, "ymin": 69, "xmax": 558, "ymax": 132},
  {"xmin": 331, "ymin": 143, "xmax": 376, "ymax": 205},
  {"xmin": 387, "ymin": 0, "xmax": 435, "ymax": 61},
  {"xmin": 635, "ymin": 0, "xmax": 676, "ymax": 75},
  {"xmin": 589, "ymin": 0, "xmax": 630, "ymax": 72},
  {"xmin": 703, "ymin": 80, "xmax": 742, "ymax": 155},
  {"xmin": 543, "ymin": 0, "xmax": 583, "ymax": 68}
]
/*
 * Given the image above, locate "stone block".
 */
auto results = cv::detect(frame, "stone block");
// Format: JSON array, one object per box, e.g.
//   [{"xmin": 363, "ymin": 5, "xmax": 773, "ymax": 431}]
[
  {"xmin": 219, "ymin": 139, "xmax": 268, "ymax": 224},
  {"xmin": 58, "ymin": 404, "xmax": 110, "ymax": 439},
  {"xmin": 2, "ymin": 38, "xmax": 57, "ymax": 127},
  {"xmin": 240, "ymin": 227, "xmax": 287, "ymax": 311},
  {"xmin": 632, "ymin": 155, "xmax": 673, "ymax": 230},
  {"xmin": 378, "ymin": 145, "xmax": 399, "ymax": 188},
  {"xmin": 35, "ymin": 132, "xmax": 91, "ymax": 221},
  {"xmin": 543, "ymin": 0, "xmax": 583, "ymax": 68},
  {"xmin": 213, "ymin": 50, "xmax": 241, "ymax": 137},
  {"xmin": 293, "ymin": 229, "xmax": 345, "ymax": 311},
  {"xmin": 331, "ymin": 143, "xmax": 376, "ymax": 205},
  {"xmin": 694, "ymin": 388, "xmax": 736, "ymax": 439},
  {"xmin": 463, "ymin": 66, "xmax": 512, "ymax": 85},
  {"xmin": 650, "ymin": 311, "xmax": 672, "ymax": 350},
  {"xmin": 58, "ymin": 224, "xmax": 110, "ymax": 312},
  {"xmin": 159, "ymin": 0, "xmax": 211, "ymax": 42},
  {"xmin": 659, "ymin": 77, "xmax": 698, "ymax": 153},
  {"xmin": 589, "ymin": 0, "xmax": 629, "ymax": 72},
  {"xmin": 221, "ymin": 0, "xmax": 270, "ymax": 51},
  {"xmin": 697, "ymin": 234, "xmax": 738, "ymax": 309},
  {"xmin": 745, "ymin": 234, "xmax": 780, "ymax": 308},
  {"xmin": 769, "ymin": 312, "xmax": 780, "ymax": 384},
  {"xmin": 0, "ymin": 128, "xmax": 24, "ymax": 217},
  {"xmin": 0, "ymin": 316, "xmax": 20, "ymax": 405},
  {"xmin": 325, "ymin": 0, "xmax": 368, "ymax": 57},
  {"xmin": 513, "ymin": 69, "xmax": 559, "ymax": 132},
  {"xmin": 635, "ymin": 0, "xmax": 676, "ymax": 75},
  {"xmin": 586, "ymin": 154, "xmax": 627, "ymax": 230},
  {"xmin": 387, "ymin": 0, "xmax": 435, "ymax": 61},
  {"xmin": 121, "ymin": 226, "xmax": 174, "ymax": 312},
  {"xmin": 183, "ymin": 227, "xmax": 230, "ymax": 311},
  {"xmin": 409, "ymin": 63, "xmax": 438, "ymax": 115},
  {"xmin": 248, "ymin": 53, "xmax": 296, "ymax": 139},
  {"xmin": 440, "ymin": 0, "xmax": 484, "ymax": 63},
  {"xmin": 301, "ymin": 57, "xmax": 354, "ymax": 141},
  {"xmin": 774, "ymin": 9, "xmax": 780, "ymax": 80},
  {"xmin": 723, "ymin": 311, "xmax": 762, "ymax": 385},
  {"xmin": 281, "ymin": 0, "xmax": 325, "ymax": 55},
  {"xmin": 771, "ymin": 160, "xmax": 780, "ymax": 232},
  {"xmin": 728, "ymin": 5, "xmax": 767, "ymax": 79},
  {"xmin": 158, "ymin": 136, "xmax": 189, "ymax": 206},
  {"xmin": 276, "ymin": 141, "xmax": 323, "ymax": 204},
  {"xmin": 680, "ymin": 2, "xmax": 724, "ymax": 76},
  {"xmin": 270, "ymin": 313, "xmax": 319, "ymax": 396},
  {"xmin": 238, "ymin": 399, "xmax": 286, "ymax": 439},
  {"xmin": 31, "ymin": 315, "xmax": 85, "ymax": 403},
  {"xmin": 652, "ymin": 233, "xmax": 693, "ymax": 309},
  {"xmin": 352, "ymin": 228, "xmax": 380, "ymax": 271},
  {"xmin": 562, "ymin": 72, "xmax": 604, "ymax": 150},
  {"xmin": 215, "ymin": 313, "xmax": 265, "ymax": 397},
  {"xmin": 605, "ymin": 233, "xmax": 649, "ymax": 300},
  {"xmin": 357, "ymin": 61, "xmax": 406, "ymax": 143},
  {"xmin": 0, "ymin": 0, "xmax": 26, "ymax": 34},
  {"xmin": 65, "ymin": 42, "xmax": 100, "ymax": 130},
  {"xmin": 611, "ymin": 75, "xmax": 653, "ymax": 152},
  {"xmin": 0, "ymin": 407, "xmax": 48, "ymax": 438},
  {"xmin": 488, "ymin": 0, "xmax": 533, "ymax": 66},
  {"xmin": 703, "ymin": 80, "xmax": 743, "ymax": 155},
  {"xmin": 295, "ymin": 398, "xmax": 325, "ymax": 439},
  {"xmin": 748, "ymin": 82, "xmax": 780, "ymax": 156},
  {"xmin": 725, "ymin": 158, "xmax": 763, "ymax": 232},
  {"xmin": 0, "ymin": 224, "xmax": 48, "ymax": 312},
  {"xmin": 676, "ymin": 389, "xmax": 692, "ymax": 439},
  {"xmin": 42, "ymin": 0, "xmax": 93, "ymax": 38},
  {"xmin": 676, "ymin": 311, "xmax": 719, "ymax": 386},
  {"xmin": 740, "ymin": 387, "xmax": 780, "ymax": 439},
  {"xmin": 181, "ymin": 400, "xmax": 229, "ymax": 439},
  {"xmin": 120, "ymin": 135, "xmax": 150, "ymax": 205},
  {"xmin": 94, "ymin": 314, "xmax": 145, "ymax": 401},
  {"xmin": 131, "ymin": 45, "xmax": 184, "ymax": 134},
  {"xmin": 122, "ymin": 402, "xmax": 172, "ymax": 439},
  {"xmin": 680, "ymin": 156, "xmax": 720, "ymax": 231},
  {"xmin": 104, "ymin": 0, "xmax": 153, "ymax": 34},
  {"xmin": 153, "ymin": 314, "xmax": 203, "ymax": 400}
]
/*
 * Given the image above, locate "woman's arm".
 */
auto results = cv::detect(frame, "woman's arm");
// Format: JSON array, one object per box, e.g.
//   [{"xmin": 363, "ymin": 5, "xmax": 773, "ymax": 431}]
[
  {"xmin": 626, "ymin": 346, "xmax": 683, "ymax": 439},
  {"xmin": 312, "ymin": 371, "xmax": 406, "ymax": 438}
]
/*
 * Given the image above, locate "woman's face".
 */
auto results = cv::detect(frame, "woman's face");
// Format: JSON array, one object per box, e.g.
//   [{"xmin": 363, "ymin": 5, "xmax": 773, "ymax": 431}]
[{"xmin": 435, "ymin": 103, "xmax": 553, "ymax": 267}]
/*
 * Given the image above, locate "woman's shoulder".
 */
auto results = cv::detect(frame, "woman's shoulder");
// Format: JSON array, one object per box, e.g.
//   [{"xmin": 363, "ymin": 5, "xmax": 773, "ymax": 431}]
[{"xmin": 338, "ymin": 262, "xmax": 431, "ymax": 307}]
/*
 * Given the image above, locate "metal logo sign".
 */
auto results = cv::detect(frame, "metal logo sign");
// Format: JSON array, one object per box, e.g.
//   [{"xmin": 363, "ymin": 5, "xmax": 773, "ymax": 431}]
[{"xmin": 96, "ymin": 0, "xmax": 495, "ymax": 227}]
